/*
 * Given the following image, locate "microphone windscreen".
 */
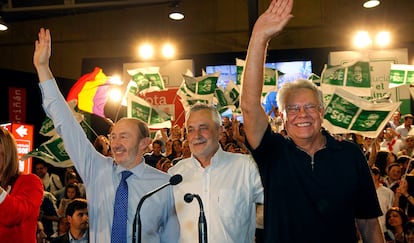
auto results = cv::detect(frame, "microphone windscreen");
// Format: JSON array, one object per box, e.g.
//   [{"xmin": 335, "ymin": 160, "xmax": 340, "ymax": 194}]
[
  {"xmin": 170, "ymin": 174, "xmax": 183, "ymax": 185},
  {"xmin": 184, "ymin": 193, "xmax": 194, "ymax": 203}
]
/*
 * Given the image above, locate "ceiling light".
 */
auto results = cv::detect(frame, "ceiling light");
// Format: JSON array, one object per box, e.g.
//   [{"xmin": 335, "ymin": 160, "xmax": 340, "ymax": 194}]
[
  {"xmin": 0, "ymin": 17, "xmax": 8, "ymax": 31},
  {"xmin": 363, "ymin": 0, "xmax": 380, "ymax": 8},
  {"xmin": 169, "ymin": 1, "xmax": 184, "ymax": 21}
]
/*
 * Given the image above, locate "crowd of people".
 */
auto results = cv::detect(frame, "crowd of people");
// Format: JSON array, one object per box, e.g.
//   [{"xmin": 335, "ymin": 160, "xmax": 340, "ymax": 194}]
[{"xmin": 3, "ymin": 0, "xmax": 414, "ymax": 242}]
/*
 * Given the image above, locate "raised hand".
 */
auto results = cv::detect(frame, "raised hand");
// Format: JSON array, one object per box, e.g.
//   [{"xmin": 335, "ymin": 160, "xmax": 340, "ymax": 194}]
[
  {"xmin": 33, "ymin": 28, "xmax": 51, "ymax": 68},
  {"xmin": 252, "ymin": 0, "xmax": 294, "ymax": 43},
  {"xmin": 33, "ymin": 28, "xmax": 54, "ymax": 82}
]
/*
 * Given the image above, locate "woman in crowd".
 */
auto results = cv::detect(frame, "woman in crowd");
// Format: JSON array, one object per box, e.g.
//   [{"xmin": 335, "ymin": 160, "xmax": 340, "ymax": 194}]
[
  {"xmin": 0, "ymin": 127, "xmax": 43, "ymax": 242},
  {"xmin": 167, "ymin": 139, "xmax": 183, "ymax": 161},
  {"xmin": 384, "ymin": 207, "xmax": 408, "ymax": 243},
  {"xmin": 57, "ymin": 183, "xmax": 81, "ymax": 217}
]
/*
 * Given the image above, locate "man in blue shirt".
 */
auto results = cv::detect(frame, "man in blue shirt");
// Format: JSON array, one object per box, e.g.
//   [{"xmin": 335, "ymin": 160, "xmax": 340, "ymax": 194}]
[{"xmin": 34, "ymin": 28, "xmax": 179, "ymax": 243}]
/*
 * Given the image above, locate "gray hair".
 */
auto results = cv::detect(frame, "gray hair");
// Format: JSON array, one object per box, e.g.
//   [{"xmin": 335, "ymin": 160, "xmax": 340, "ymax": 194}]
[
  {"xmin": 185, "ymin": 103, "xmax": 222, "ymax": 129},
  {"xmin": 276, "ymin": 79, "xmax": 323, "ymax": 112}
]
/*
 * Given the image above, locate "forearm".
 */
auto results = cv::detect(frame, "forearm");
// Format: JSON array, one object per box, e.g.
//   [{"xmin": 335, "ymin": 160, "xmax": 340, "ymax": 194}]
[
  {"xmin": 240, "ymin": 36, "xmax": 271, "ymax": 148},
  {"xmin": 35, "ymin": 64, "xmax": 54, "ymax": 83}
]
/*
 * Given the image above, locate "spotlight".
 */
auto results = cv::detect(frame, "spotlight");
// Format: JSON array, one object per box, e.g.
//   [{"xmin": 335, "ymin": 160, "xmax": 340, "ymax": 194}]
[
  {"xmin": 139, "ymin": 44, "xmax": 154, "ymax": 59},
  {"xmin": 162, "ymin": 43, "xmax": 175, "ymax": 58},
  {"xmin": 353, "ymin": 31, "xmax": 372, "ymax": 48},
  {"xmin": 363, "ymin": 0, "xmax": 380, "ymax": 8},
  {"xmin": 376, "ymin": 31, "xmax": 390, "ymax": 47},
  {"xmin": 169, "ymin": 1, "xmax": 184, "ymax": 21},
  {"xmin": 0, "ymin": 17, "xmax": 8, "ymax": 31}
]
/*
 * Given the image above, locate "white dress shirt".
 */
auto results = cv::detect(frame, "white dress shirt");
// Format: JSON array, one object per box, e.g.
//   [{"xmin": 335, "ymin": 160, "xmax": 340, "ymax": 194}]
[{"xmin": 169, "ymin": 147, "xmax": 263, "ymax": 243}]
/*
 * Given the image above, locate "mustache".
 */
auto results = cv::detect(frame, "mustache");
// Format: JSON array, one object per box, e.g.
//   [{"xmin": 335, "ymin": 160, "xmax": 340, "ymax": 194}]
[{"xmin": 191, "ymin": 138, "xmax": 207, "ymax": 144}]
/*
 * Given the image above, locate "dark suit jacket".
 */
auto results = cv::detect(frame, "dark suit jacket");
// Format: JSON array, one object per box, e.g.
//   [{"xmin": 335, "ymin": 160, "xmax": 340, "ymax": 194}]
[{"xmin": 50, "ymin": 232, "xmax": 89, "ymax": 243}]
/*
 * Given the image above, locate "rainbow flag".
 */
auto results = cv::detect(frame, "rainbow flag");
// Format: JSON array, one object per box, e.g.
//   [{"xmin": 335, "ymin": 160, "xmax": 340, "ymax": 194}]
[{"xmin": 67, "ymin": 67, "xmax": 111, "ymax": 118}]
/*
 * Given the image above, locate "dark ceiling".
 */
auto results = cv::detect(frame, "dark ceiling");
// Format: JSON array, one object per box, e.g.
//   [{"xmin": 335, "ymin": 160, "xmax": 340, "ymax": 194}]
[{"xmin": 0, "ymin": 0, "xmax": 172, "ymax": 22}]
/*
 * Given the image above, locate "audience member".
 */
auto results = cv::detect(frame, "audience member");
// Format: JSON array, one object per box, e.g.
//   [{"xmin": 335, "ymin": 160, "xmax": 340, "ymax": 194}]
[
  {"xmin": 34, "ymin": 27, "xmax": 179, "ymax": 243},
  {"xmin": 167, "ymin": 139, "xmax": 183, "ymax": 161},
  {"xmin": 36, "ymin": 221, "xmax": 49, "ymax": 243},
  {"xmin": 172, "ymin": 139, "xmax": 191, "ymax": 165},
  {"xmin": 371, "ymin": 166, "xmax": 395, "ymax": 233},
  {"xmin": 376, "ymin": 151, "xmax": 397, "ymax": 177},
  {"xmin": 389, "ymin": 111, "xmax": 402, "ymax": 131},
  {"xmin": 93, "ymin": 135, "xmax": 112, "ymax": 156},
  {"xmin": 40, "ymin": 191, "xmax": 59, "ymax": 240},
  {"xmin": 380, "ymin": 127, "xmax": 404, "ymax": 156},
  {"xmin": 404, "ymin": 135, "xmax": 414, "ymax": 157},
  {"xmin": 57, "ymin": 183, "xmax": 81, "ymax": 217},
  {"xmin": 163, "ymin": 139, "xmax": 173, "ymax": 157},
  {"xmin": 384, "ymin": 163, "xmax": 403, "ymax": 192},
  {"xmin": 54, "ymin": 171, "xmax": 85, "ymax": 203},
  {"xmin": 144, "ymin": 139, "xmax": 165, "ymax": 168},
  {"xmin": 0, "ymin": 127, "xmax": 44, "ymax": 242},
  {"xmin": 396, "ymin": 114, "xmax": 414, "ymax": 140},
  {"xmin": 406, "ymin": 220, "xmax": 414, "ymax": 243},
  {"xmin": 394, "ymin": 178, "xmax": 414, "ymax": 219},
  {"xmin": 51, "ymin": 199, "xmax": 89, "ymax": 243},
  {"xmin": 384, "ymin": 207, "xmax": 408, "ymax": 243},
  {"xmin": 50, "ymin": 217, "xmax": 69, "ymax": 239},
  {"xmin": 219, "ymin": 131, "xmax": 229, "ymax": 149},
  {"xmin": 35, "ymin": 161, "xmax": 64, "ymax": 193},
  {"xmin": 240, "ymin": 0, "xmax": 383, "ymax": 241},
  {"xmin": 168, "ymin": 104, "xmax": 263, "ymax": 242}
]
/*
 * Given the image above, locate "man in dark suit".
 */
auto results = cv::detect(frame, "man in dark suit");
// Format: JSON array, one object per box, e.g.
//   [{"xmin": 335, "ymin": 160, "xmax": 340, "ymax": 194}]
[{"xmin": 51, "ymin": 199, "xmax": 89, "ymax": 243}]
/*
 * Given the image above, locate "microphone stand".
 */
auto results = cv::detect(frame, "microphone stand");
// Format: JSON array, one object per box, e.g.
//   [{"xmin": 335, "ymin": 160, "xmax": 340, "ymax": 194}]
[
  {"xmin": 184, "ymin": 193, "xmax": 207, "ymax": 243},
  {"xmin": 132, "ymin": 174, "xmax": 182, "ymax": 243}
]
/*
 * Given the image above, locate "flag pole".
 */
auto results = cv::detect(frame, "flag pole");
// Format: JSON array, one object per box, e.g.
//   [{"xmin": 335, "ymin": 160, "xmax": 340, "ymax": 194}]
[{"xmin": 81, "ymin": 119, "xmax": 99, "ymax": 138}]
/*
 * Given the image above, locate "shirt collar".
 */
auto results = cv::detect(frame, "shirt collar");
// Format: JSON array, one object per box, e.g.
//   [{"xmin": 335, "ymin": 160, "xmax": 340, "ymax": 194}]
[
  {"xmin": 69, "ymin": 230, "xmax": 88, "ymax": 242},
  {"xmin": 113, "ymin": 157, "xmax": 146, "ymax": 178}
]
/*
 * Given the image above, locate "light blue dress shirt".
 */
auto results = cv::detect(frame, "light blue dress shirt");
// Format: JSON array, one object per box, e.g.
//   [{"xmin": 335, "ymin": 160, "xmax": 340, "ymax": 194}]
[{"xmin": 40, "ymin": 79, "xmax": 179, "ymax": 243}]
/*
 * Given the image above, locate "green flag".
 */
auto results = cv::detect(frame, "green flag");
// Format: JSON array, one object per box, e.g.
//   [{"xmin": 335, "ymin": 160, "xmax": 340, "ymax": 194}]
[
  {"xmin": 389, "ymin": 64, "xmax": 414, "ymax": 88},
  {"xmin": 22, "ymin": 136, "xmax": 73, "ymax": 168},
  {"xmin": 127, "ymin": 93, "xmax": 172, "ymax": 129},
  {"xmin": 182, "ymin": 73, "xmax": 219, "ymax": 95},
  {"xmin": 214, "ymin": 80, "xmax": 240, "ymax": 114},
  {"xmin": 323, "ymin": 88, "xmax": 400, "ymax": 138},
  {"xmin": 39, "ymin": 100, "xmax": 84, "ymax": 137},
  {"xmin": 127, "ymin": 67, "xmax": 165, "ymax": 94},
  {"xmin": 321, "ymin": 61, "xmax": 372, "ymax": 97}
]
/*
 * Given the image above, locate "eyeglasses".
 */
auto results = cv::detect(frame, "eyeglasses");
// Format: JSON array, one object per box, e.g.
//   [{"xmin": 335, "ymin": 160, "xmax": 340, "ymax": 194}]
[{"xmin": 285, "ymin": 104, "xmax": 322, "ymax": 116}]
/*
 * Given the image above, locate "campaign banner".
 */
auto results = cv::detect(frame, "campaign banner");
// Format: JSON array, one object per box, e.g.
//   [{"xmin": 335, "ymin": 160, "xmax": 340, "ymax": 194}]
[
  {"xmin": 389, "ymin": 64, "xmax": 414, "ymax": 88},
  {"xmin": 323, "ymin": 88, "xmax": 400, "ymax": 138},
  {"xmin": 8, "ymin": 87, "xmax": 27, "ymax": 123},
  {"xmin": 22, "ymin": 136, "xmax": 73, "ymax": 168},
  {"xmin": 127, "ymin": 93, "xmax": 172, "ymax": 129},
  {"xmin": 321, "ymin": 61, "xmax": 372, "ymax": 97},
  {"xmin": 328, "ymin": 49, "xmax": 410, "ymax": 114}
]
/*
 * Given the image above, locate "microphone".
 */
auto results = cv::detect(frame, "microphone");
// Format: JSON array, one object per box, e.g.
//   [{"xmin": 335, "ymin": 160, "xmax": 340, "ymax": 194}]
[
  {"xmin": 184, "ymin": 193, "xmax": 207, "ymax": 243},
  {"xmin": 132, "ymin": 174, "xmax": 182, "ymax": 243}
]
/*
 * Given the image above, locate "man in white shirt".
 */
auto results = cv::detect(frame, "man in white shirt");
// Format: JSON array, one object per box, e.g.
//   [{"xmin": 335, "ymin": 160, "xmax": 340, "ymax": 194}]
[
  {"xmin": 169, "ymin": 104, "xmax": 263, "ymax": 243},
  {"xmin": 371, "ymin": 166, "xmax": 394, "ymax": 233}
]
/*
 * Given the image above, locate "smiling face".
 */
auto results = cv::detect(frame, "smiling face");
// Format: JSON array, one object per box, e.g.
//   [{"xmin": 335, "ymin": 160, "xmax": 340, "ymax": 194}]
[
  {"xmin": 186, "ymin": 109, "xmax": 220, "ymax": 167},
  {"xmin": 283, "ymin": 88, "xmax": 324, "ymax": 143},
  {"xmin": 109, "ymin": 119, "xmax": 150, "ymax": 169}
]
